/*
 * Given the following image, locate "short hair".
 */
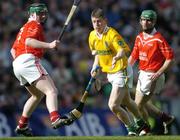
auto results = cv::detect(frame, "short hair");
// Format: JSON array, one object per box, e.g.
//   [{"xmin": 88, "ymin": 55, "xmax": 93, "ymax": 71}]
[{"xmin": 91, "ymin": 8, "xmax": 106, "ymax": 19}]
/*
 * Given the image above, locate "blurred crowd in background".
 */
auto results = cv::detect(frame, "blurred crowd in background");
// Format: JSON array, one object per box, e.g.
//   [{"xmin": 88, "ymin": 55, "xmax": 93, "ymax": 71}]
[{"xmin": 0, "ymin": 0, "xmax": 179, "ymax": 116}]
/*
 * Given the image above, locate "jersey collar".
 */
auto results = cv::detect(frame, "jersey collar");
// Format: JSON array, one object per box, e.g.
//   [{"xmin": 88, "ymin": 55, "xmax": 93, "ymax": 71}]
[
  {"xmin": 143, "ymin": 28, "xmax": 157, "ymax": 39},
  {"xmin": 96, "ymin": 26, "xmax": 109, "ymax": 39}
]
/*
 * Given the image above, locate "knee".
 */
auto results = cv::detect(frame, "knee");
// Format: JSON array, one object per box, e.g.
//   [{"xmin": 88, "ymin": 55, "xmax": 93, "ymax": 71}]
[
  {"xmin": 45, "ymin": 88, "xmax": 58, "ymax": 97},
  {"xmin": 108, "ymin": 102, "xmax": 118, "ymax": 113}
]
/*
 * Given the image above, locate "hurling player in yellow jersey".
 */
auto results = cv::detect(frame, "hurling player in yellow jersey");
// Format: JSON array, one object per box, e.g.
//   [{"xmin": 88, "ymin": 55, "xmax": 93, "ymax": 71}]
[{"xmin": 88, "ymin": 8, "xmax": 148, "ymax": 136}]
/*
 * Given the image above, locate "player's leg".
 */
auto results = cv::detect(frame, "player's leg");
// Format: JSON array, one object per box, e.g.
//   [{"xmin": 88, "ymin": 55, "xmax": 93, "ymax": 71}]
[
  {"xmin": 15, "ymin": 84, "xmax": 44, "ymax": 136},
  {"xmin": 23, "ymin": 85, "xmax": 44, "ymax": 117},
  {"xmin": 135, "ymin": 71, "xmax": 157, "ymax": 121},
  {"xmin": 34, "ymin": 75, "xmax": 58, "ymax": 112},
  {"xmin": 123, "ymin": 89, "xmax": 150, "ymax": 135},
  {"xmin": 134, "ymin": 90, "xmax": 152, "ymax": 135},
  {"xmin": 145, "ymin": 73, "xmax": 175, "ymax": 134},
  {"xmin": 34, "ymin": 74, "xmax": 70, "ymax": 128},
  {"xmin": 108, "ymin": 86, "xmax": 130, "ymax": 124},
  {"xmin": 123, "ymin": 89, "xmax": 141, "ymax": 119},
  {"xmin": 146, "ymin": 101, "xmax": 174, "ymax": 122},
  {"xmin": 108, "ymin": 85, "xmax": 137, "ymax": 135},
  {"xmin": 135, "ymin": 90, "xmax": 153, "ymax": 122},
  {"xmin": 146, "ymin": 101, "xmax": 175, "ymax": 134},
  {"xmin": 121, "ymin": 66, "xmax": 150, "ymax": 135},
  {"xmin": 123, "ymin": 64, "xmax": 146, "ymax": 121},
  {"xmin": 107, "ymin": 70, "xmax": 140, "ymax": 135},
  {"xmin": 133, "ymin": 71, "xmax": 158, "ymax": 136}
]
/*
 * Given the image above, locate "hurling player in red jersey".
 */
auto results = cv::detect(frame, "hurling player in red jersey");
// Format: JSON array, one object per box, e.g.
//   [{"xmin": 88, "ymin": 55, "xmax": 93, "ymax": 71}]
[
  {"xmin": 11, "ymin": 3, "xmax": 70, "ymax": 136},
  {"xmin": 128, "ymin": 10, "xmax": 175, "ymax": 135}
]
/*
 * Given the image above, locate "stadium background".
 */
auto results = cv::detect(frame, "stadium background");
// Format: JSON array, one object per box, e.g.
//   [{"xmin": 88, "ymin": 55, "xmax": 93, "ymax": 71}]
[{"xmin": 0, "ymin": 0, "xmax": 179, "ymax": 137}]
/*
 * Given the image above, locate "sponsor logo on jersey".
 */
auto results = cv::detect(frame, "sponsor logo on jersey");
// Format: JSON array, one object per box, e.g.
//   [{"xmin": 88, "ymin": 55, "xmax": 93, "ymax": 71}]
[{"xmin": 97, "ymin": 50, "xmax": 112, "ymax": 55}]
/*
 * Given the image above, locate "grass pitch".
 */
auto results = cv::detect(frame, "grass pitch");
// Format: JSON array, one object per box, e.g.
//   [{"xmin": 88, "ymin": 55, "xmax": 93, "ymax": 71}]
[{"xmin": 1, "ymin": 136, "xmax": 180, "ymax": 140}]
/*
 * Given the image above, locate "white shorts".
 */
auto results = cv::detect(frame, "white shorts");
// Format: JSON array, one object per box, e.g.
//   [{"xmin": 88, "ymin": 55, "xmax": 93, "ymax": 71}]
[
  {"xmin": 107, "ymin": 65, "xmax": 133, "ymax": 88},
  {"xmin": 136, "ymin": 70, "xmax": 165, "ymax": 95},
  {"xmin": 12, "ymin": 54, "xmax": 48, "ymax": 86}
]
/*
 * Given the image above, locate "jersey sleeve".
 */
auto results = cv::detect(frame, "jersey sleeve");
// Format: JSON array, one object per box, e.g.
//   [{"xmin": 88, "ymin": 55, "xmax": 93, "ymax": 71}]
[
  {"xmin": 88, "ymin": 32, "xmax": 93, "ymax": 51},
  {"xmin": 130, "ymin": 36, "xmax": 139, "ymax": 61},
  {"xmin": 88, "ymin": 31, "xmax": 97, "ymax": 55},
  {"xmin": 159, "ymin": 36, "xmax": 174, "ymax": 60},
  {"xmin": 112, "ymin": 31, "xmax": 130, "ymax": 53},
  {"xmin": 26, "ymin": 22, "xmax": 41, "ymax": 39}
]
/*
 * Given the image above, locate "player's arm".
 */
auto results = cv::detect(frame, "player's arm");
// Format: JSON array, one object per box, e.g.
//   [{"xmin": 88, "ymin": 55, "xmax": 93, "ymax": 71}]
[
  {"xmin": 92, "ymin": 55, "xmax": 99, "ymax": 67},
  {"xmin": 150, "ymin": 59, "xmax": 173, "ymax": 81},
  {"xmin": 88, "ymin": 32, "xmax": 99, "ymax": 75},
  {"xmin": 151, "ymin": 37, "xmax": 174, "ymax": 81},
  {"xmin": 128, "ymin": 36, "xmax": 139, "ymax": 66},
  {"xmin": 113, "ymin": 32, "xmax": 130, "ymax": 55},
  {"xmin": 128, "ymin": 55, "xmax": 136, "ymax": 66},
  {"xmin": 111, "ymin": 48, "xmax": 126, "ymax": 69},
  {"xmin": 111, "ymin": 34, "xmax": 128, "ymax": 68},
  {"xmin": 157, "ymin": 59, "xmax": 173, "ymax": 74},
  {"xmin": 25, "ymin": 38, "xmax": 59, "ymax": 49},
  {"xmin": 25, "ymin": 23, "xmax": 59, "ymax": 49},
  {"xmin": 114, "ymin": 47, "xmax": 125, "ymax": 59},
  {"xmin": 112, "ymin": 48, "xmax": 125, "ymax": 67},
  {"xmin": 91, "ymin": 53, "xmax": 99, "ymax": 76}
]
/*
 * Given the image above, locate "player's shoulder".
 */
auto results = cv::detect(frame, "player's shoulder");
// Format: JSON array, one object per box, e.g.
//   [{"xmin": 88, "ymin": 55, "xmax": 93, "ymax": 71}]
[
  {"xmin": 107, "ymin": 27, "xmax": 123, "ymax": 40},
  {"xmin": 108, "ymin": 27, "xmax": 119, "ymax": 35},
  {"xmin": 152, "ymin": 31, "xmax": 168, "ymax": 44},
  {"xmin": 26, "ymin": 20, "xmax": 41, "ymax": 28},
  {"xmin": 89, "ymin": 30, "xmax": 96, "ymax": 39},
  {"xmin": 154, "ymin": 32, "xmax": 165, "ymax": 39},
  {"xmin": 136, "ymin": 32, "xmax": 143, "ymax": 39},
  {"xmin": 89, "ymin": 30, "xmax": 96, "ymax": 35}
]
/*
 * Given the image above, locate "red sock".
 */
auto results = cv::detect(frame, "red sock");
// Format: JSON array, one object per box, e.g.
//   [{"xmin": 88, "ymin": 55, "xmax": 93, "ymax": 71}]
[
  {"xmin": 50, "ymin": 111, "xmax": 60, "ymax": 122},
  {"xmin": 18, "ymin": 116, "xmax": 28, "ymax": 128}
]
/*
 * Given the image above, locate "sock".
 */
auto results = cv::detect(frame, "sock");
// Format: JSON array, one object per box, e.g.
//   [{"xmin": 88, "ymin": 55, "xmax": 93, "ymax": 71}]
[
  {"xmin": 126, "ymin": 123, "xmax": 137, "ymax": 133},
  {"xmin": 160, "ymin": 112, "xmax": 171, "ymax": 122},
  {"xmin": 18, "ymin": 116, "xmax": 28, "ymax": 128},
  {"xmin": 50, "ymin": 111, "xmax": 60, "ymax": 122},
  {"xmin": 136, "ymin": 118, "xmax": 146, "ymax": 126}
]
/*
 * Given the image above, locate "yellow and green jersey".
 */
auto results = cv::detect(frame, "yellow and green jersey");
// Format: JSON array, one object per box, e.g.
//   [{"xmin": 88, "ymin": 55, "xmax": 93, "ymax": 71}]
[{"xmin": 88, "ymin": 27, "xmax": 130, "ymax": 73}]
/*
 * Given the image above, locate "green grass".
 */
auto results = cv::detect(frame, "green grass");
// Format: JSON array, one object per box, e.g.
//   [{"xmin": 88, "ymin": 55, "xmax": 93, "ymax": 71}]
[{"xmin": 1, "ymin": 136, "xmax": 180, "ymax": 140}]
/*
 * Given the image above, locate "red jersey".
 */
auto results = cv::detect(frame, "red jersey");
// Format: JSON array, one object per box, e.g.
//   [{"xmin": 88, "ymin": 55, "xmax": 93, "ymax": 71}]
[
  {"xmin": 11, "ymin": 20, "xmax": 45, "ymax": 59},
  {"xmin": 130, "ymin": 31, "xmax": 174, "ymax": 72}
]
